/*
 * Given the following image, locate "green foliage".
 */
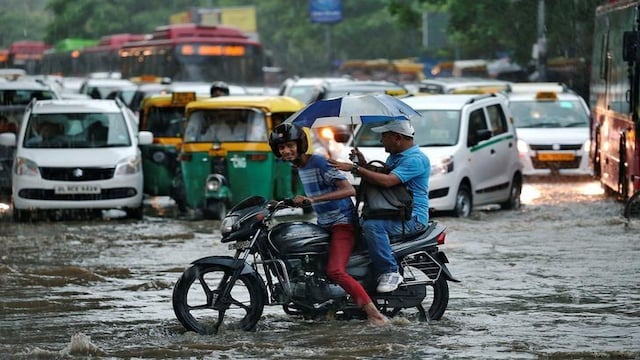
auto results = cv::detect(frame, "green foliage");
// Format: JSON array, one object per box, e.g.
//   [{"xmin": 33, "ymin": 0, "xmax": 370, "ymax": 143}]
[
  {"xmin": 0, "ymin": 0, "xmax": 49, "ymax": 47},
  {"xmin": 0, "ymin": 0, "xmax": 606, "ymax": 80},
  {"xmin": 387, "ymin": 0, "xmax": 602, "ymax": 66},
  {"xmin": 257, "ymin": 0, "xmax": 423, "ymax": 76}
]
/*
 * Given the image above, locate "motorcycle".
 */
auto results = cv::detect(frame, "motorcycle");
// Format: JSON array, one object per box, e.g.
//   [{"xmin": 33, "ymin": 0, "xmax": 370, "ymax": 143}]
[{"xmin": 172, "ymin": 196, "xmax": 459, "ymax": 334}]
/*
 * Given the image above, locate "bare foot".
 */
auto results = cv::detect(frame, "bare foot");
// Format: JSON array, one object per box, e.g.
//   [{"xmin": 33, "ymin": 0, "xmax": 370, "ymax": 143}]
[
  {"xmin": 367, "ymin": 313, "xmax": 390, "ymax": 326},
  {"xmin": 363, "ymin": 302, "xmax": 390, "ymax": 326}
]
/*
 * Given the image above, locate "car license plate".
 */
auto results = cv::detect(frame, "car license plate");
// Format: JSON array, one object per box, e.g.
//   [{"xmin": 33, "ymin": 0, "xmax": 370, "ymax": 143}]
[
  {"xmin": 537, "ymin": 152, "xmax": 575, "ymax": 161},
  {"xmin": 54, "ymin": 184, "xmax": 101, "ymax": 194},
  {"xmin": 228, "ymin": 240, "xmax": 251, "ymax": 250}
]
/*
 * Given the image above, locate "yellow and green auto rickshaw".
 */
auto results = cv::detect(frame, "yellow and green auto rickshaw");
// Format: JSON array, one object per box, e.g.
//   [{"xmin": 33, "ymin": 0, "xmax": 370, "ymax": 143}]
[
  {"xmin": 138, "ymin": 92, "xmax": 199, "ymax": 196},
  {"xmin": 172, "ymin": 95, "xmax": 306, "ymax": 219}
]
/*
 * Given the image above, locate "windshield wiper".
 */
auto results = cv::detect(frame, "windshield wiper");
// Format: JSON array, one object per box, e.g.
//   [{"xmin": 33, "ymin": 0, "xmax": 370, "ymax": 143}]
[{"xmin": 564, "ymin": 122, "xmax": 588, "ymax": 128}]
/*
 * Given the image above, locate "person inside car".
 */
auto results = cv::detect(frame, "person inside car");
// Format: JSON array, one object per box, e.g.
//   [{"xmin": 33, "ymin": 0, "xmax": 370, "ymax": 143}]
[{"xmin": 210, "ymin": 81, "xmax": 230, "ymax": 97}]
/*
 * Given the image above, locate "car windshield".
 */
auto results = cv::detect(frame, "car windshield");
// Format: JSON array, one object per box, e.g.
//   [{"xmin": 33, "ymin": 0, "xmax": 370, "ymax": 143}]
[
  {"xmin": 0, "ymin": 89, "xmax": 57, "ymax": 105},
  {"xmin": 145, "ymin": 106, "xmax": 184, "ymax": 137},
  {"xmin": 288, "ymin": 85, "xmax": 320, "ymax": 104},
  {"xmin": 509, "ymin": 100, "xmax": 589, "ymax": 128},
  {"xmin": 184, "ymin": 108, "xmax": 267, "ymax": 142},
  {"xmin": 354, "ymin": 110, "xmax": 461, "ymax": 147},
  {"xmin": 23, "ymin": 112, "xmax": 131, "ymax": 148}
]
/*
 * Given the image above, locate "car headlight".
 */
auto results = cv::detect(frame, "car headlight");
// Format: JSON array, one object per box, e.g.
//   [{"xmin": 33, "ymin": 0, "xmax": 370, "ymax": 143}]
[
  {"xmin": 582, "ymin": 139, "xmax": 591, "ymax": 151},
  {"xmin": 430, "ymin": 156, "xmax": 454, "ymax": 175},
  {"xmin": 14, "ymin": 157, "xmax": 39, "ymax": 177},
  {"xmin": 517, "ymin": 139, "xmax": 530, "ymax": 154},
  {"xmin": 115, "ymin": 155, "xmax": 142, "ymax": 175}
]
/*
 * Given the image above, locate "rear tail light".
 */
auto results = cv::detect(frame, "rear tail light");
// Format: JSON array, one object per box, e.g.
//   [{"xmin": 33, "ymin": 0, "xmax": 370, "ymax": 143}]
[
  {"xmin": 248, "ymin": 153, "xmax": 267, "ymax": 161},
  {"xmin": 178, "ymin": 153, "xmax": 192, "ymax": 162},
  {"xmin": 437, "ymin": 232, "xmax": 446, "ymax": 245}
]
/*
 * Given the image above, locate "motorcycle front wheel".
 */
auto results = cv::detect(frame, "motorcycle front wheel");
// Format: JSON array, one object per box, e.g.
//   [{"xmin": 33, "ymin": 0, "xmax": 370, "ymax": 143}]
[{"xmin": 172, "ymin": 263, "xmax": 266, "ymax": 334}]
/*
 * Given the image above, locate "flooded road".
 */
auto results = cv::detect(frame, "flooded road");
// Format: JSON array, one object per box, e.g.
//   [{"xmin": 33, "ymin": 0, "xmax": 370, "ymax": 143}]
[{"xmin": 1, "ymin": 178, "xmax": 639, "ymax": 359}]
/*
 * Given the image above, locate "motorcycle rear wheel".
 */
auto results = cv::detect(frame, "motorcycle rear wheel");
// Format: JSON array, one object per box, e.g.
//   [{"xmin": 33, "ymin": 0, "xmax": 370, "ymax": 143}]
[
  {"xmin": 383, "ymin": 271, "xmax": 449, "ymax": 321},
  {"xmin": 425, "ymin": 277, "xmax": 449, "ymax": 320},
  {"xmin": 172, "ymin": 264, "xmax": 266, "ymax": 334}
]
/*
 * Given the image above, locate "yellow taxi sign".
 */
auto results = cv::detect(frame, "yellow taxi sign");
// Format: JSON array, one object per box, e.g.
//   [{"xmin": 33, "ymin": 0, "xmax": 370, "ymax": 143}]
[
  {"xmin": 385, "ymin": 89, "xmax": 408, "ymax": 96},
  {"xmin": 172, "ymin": 92, "xmax": 196, "ymax": 105},
  {"xmin": 535, "ymin": 91, "xmax": 559, "ymax": 101}
]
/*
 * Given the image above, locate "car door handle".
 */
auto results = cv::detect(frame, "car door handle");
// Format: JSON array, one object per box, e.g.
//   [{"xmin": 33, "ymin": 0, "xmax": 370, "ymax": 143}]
[{"xmin": 490, "ymin": 149, "xmax": 495, "ymax": 154}]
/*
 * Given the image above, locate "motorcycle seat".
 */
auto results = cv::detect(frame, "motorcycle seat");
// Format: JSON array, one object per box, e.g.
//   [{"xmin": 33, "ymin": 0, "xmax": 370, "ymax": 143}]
[{"xmin": 389, "ymin": 222, "xmax": 436, "ymax": 244}]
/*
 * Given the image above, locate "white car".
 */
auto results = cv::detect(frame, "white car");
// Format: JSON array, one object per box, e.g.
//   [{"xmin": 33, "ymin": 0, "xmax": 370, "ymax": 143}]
[
  {"xmin": 0, "ymin": 99, "xmax": 153, "ymax": 221},
  {"xmin": 278, "ymin": 76, "xmax": 353, "ymax": 104},
  {"xmin": 352, "ymin": 93, "xmax": 523, "ymax": 217},
  {"xmin": 506, "ymin": 84, "xmax": 592, "ymax": 176},
  {"xmin": 418, "ymin": 77, "xmax": 512, "ymax": 94}
]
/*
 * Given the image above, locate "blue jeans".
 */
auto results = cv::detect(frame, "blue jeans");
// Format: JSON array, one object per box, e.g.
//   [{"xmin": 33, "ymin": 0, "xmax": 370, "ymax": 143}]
[{"xmin": 360, "ymin": 217, "xmax": 427, "ymax": 275}]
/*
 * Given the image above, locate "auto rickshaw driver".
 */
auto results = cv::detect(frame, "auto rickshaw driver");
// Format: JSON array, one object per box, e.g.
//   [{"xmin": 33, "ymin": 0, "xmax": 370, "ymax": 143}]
[{"xmin": 172, "ymin": 95, "xmax": 306, "ymax": 219}]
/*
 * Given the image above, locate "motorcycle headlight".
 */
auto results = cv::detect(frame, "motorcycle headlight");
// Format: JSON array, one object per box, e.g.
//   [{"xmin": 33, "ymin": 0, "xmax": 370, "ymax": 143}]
[
  {"xmin": 115, "ymin": 155, "xmax": 142, "ymax": 175},
  {"xmin": 205, "ymin": 174, "xmax": 225, "ymax": 192},
  {"xmin": 430, "ymin": 156, "xmax": 454, "ymax": 175},
  {"xmin": 15, "ymin": 157, "xmax": 40, "ymax": 177},
  {"xmin": 220, "ymin": 214, "xmax": 239, "ymax": 236},
  {"xmin": 206, "ymin": 177, "xmax": 221, "ymax": 191}
]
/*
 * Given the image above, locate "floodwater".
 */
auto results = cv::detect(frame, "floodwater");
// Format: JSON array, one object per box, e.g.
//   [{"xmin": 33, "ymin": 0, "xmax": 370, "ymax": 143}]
[{"xmin": 1, "ymin": 178, "xmax": 639, "ymax": 359}]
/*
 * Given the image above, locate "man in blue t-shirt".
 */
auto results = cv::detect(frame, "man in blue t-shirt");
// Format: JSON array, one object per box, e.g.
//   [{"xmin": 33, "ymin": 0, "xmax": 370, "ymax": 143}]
[
  {"xmin": 330, "ymin": 120, "xmax": 430, "ymax": 293},
  {"xmin": 269, "ymin": 123, "xmax": 389, "ymax": 326}
]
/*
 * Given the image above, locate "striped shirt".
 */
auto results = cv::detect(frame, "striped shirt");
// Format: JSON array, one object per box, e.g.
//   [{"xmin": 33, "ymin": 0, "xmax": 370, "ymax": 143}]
[{"xmin": 298, "ymin": 154, "xmax": 356, "ymax": 228}]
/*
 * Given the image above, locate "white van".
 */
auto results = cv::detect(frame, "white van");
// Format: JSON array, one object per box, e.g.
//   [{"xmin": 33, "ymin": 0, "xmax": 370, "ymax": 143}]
[
  {"xmin": 0, "ymin": 99, "xmax": 153, "ymax": 221},
  {"xmin": 352, "ymin": 93, "xmax": 523, "ymax": 217}
]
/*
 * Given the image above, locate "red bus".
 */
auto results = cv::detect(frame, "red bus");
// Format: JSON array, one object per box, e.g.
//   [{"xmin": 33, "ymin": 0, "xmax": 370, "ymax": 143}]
[
  {"xmin": 119, "ymin": 23, "xmax": 264, "ymax": 85},
  {"xmin": 7, "ymin": 41, "xmax": 50, "ymax": 74},
  {"xmin": 82, "ymin": 33, "xmax": 148, "ymax": 76},
  {"xmin": 590, "ymin": 0, "xmax": 640, "ymax": 218}
]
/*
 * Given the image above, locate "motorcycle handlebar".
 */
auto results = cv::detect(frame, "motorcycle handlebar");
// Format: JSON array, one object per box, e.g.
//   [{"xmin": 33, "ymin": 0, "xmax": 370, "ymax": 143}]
[{"xmin": 279, "ymin": 198, "xmax": 311, "ymax": 208}]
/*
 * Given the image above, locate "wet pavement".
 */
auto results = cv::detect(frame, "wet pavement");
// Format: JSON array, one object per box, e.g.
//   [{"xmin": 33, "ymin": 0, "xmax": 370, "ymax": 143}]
[{"xmin": 0, "ymin": 178, "xmax": 639, "ymax": 359}]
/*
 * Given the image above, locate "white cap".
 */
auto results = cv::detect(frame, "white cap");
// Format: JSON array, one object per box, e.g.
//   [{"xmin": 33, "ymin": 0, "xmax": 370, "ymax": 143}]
[{"xmin": 371, "ymin": 120, "xmax": 415, "ymax": 138}]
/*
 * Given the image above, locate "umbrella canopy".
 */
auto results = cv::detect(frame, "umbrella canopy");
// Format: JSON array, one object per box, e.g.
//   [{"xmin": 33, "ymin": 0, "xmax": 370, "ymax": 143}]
[{"xmin": 284, "ymin": 93, "xmax": 422, "ymax": 128}]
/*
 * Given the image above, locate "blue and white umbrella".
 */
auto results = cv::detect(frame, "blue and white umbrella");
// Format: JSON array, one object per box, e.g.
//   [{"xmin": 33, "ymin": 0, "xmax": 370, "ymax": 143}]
[{"xmin": 285, "ymin": 93, "xmax": 422, "ymax": 128}]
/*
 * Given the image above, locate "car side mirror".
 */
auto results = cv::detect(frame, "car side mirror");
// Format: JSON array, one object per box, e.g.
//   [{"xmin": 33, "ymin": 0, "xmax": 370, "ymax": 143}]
[
  {"xmin": 477, "ymin": 129, "xmax": 492, "ymax": 142},
  {"xmin": 623, "ymin": 31, "xmax": 640, "ymax": 62},
  {"xmin": 468, "ymin": 129, "xmax": 492, "ymax": 147}
]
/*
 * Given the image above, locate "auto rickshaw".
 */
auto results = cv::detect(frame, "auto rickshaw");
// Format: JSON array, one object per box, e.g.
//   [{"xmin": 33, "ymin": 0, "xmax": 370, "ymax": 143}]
[
  {"xmin": 138, "ymin": 91, "xmax": 198, "ymax": 196},
  {"xmin": 172, "ymin": 95, "xmax": 306, "ymax": 219}
]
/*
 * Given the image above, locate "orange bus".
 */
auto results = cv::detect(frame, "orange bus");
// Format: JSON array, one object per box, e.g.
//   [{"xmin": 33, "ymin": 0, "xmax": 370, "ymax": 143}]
[{"xmin": 590, "ymin": 0, "xmax": 640, "ymax": 218}]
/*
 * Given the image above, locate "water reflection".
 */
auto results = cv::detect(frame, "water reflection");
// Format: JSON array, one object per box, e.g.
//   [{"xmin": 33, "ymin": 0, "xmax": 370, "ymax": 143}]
[{"xmin": 0, "ymin": 179, "xmax": 638, "ymax": 359}]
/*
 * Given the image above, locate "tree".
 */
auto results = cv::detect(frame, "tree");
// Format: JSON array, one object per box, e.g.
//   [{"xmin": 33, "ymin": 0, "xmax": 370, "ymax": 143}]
[
  {"xmin": 256, "ymin": 0, "xmax": 424, "ymax": 76},
  {"xmin": 388, "ymin": 0, "xmax": 602, "ymax": 65},
  {"xmin": 0, "ymin": 0, "xmax": 49, "ymax": 47},
  {"xmin": 44, "ymin": 0, "xmax": 214, "ymax": 44}
]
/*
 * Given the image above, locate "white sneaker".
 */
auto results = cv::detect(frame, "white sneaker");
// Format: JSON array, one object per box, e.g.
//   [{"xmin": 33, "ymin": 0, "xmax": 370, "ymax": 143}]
[{"xmin": 376, "ymin": 272, "xmax": 403, "ymax": 293}]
